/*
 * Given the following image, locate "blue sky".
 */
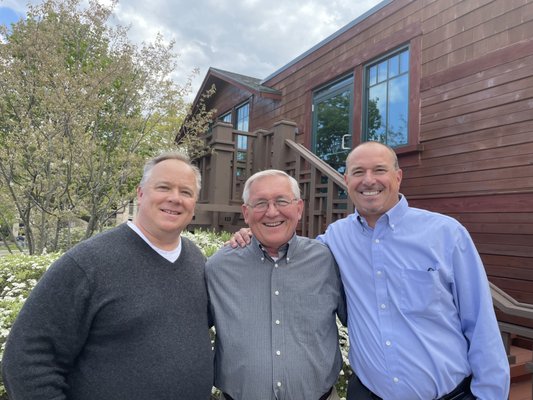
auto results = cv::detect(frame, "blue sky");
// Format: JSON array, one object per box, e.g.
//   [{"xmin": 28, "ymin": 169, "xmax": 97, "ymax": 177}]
[
  {"xmin": 0, "ymin": 0, "xmax": 383, "ymax": 97},
  {"xmin": 0, "ymin": 6, "xmax": 22, "ymax": 27}
]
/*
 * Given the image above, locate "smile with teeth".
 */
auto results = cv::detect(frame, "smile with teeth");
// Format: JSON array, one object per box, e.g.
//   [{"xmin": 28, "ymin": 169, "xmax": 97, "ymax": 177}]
[
  {"xmin": 263, "ymin": 221, "xmax": 283, "ymax": 227},
  {"xmin": 361, "ymin": 190, "xmax": 381, "ymax": 196},
  {"xmin": 162, "ymin": 209, "xmax": 180, "ymax": 215}
]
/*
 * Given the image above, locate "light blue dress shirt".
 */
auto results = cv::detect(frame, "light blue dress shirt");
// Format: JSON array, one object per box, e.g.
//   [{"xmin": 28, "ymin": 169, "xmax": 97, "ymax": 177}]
[{"xmin": 318, "ymin": 195, "xmax": 509, "ymax": 400}]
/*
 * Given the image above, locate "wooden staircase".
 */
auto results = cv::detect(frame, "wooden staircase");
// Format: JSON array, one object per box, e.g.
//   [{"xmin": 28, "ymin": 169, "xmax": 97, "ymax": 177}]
[{"xmin": 510, "ymin": 344, "xmax": 532, "ymax": 400}]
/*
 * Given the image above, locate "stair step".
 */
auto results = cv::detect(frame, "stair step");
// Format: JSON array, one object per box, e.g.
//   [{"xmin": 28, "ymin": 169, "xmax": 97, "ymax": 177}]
[{"xmin": 511, "ymin": 346, "xmax": 533, "ymax": 383}]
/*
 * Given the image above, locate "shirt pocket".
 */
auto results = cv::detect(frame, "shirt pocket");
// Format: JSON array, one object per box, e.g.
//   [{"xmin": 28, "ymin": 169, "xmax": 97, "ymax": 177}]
[
  {"xmin": 292, "ymin": 294, "xmax": 335, "ymax": 344},
  {"xmin": 398, "ymin": 268, "xmax": 442, "ymax": 316}
]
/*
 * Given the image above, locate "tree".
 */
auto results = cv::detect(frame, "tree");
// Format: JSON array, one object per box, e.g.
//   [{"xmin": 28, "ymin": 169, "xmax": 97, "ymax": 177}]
[{"xmin": 0, "ymin": 0, "xmax": 211, "ymax": 254}]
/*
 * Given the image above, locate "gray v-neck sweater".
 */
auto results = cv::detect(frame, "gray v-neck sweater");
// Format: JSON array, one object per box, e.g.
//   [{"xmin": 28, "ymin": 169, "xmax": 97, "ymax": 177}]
[{"xmin": 2, "ymin": 224, "xmax": 214, "ymax": 400}]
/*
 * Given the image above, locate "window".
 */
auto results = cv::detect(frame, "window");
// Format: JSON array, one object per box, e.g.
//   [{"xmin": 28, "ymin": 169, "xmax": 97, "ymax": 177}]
[
  {"xmin": 235, "ymin": 103, "xmax": 249, "ymax": 132},
  {"xmin": 220, "ymin": 112, "xmax": 231, "ymax": 123},
  {"xmin": 312, "ymin": 75, "xmax": 353, "ymax": 174},
  {"xmin": 235, "ymin": 103, "xmax": 249, "ymax": 162},
  {"xmin": 363, "ymin": 47, "xmax": 409, "ymax": 148}
]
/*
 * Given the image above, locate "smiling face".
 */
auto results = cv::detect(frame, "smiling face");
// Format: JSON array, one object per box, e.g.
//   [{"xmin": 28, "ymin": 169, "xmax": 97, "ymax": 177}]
[
  {"xmin": 134, "ymin": 159, "xmax": 197, "ymax": 250},
  {"xmin": 242, "ymin": 175, "xmax": 303, "ymax": 257},
  {"xmin": 344, "ymin": 142, "xmax": 402, "ymax": 227}
]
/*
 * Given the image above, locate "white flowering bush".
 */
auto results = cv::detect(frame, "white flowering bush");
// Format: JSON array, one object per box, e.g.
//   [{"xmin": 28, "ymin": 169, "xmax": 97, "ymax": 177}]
[
  {"xmin": 0, "ymin": 252, "xmax": 62, "ymax": 398},
  {"xmin": 0, "ymin": 230, "xmax": 352, "ymax": 399},
  {"xmin": 183, "ymin": 229, "xmax": 231, "ymax": 257}
]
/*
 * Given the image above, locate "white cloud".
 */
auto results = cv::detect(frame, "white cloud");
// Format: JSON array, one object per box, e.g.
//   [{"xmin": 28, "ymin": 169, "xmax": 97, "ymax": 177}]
[{"xmin": 1, "ymin": 0, "xmax": 383, "ymax": 98}]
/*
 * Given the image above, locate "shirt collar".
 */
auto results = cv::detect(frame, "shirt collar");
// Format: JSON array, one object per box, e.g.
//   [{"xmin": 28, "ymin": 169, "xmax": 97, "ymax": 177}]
[
  {"xmin": 352, "ymin": 194, "xmax": 409, "ymax": 230},
  {"xmin": 251, "ymin": 234, "xmax": 298, "ymax": 264}
]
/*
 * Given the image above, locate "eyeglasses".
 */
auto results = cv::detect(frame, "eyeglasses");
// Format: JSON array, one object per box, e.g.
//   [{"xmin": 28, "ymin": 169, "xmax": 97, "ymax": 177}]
[{"xmin": 246, "ymin": 198, "xmax": 298, "ymax": 213}]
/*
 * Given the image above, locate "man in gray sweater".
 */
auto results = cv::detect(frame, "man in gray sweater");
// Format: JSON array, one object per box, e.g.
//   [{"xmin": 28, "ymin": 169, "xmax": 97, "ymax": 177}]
[{"xmin": 2, "ymin": 152, "xmax": 214, "ymax": 400}]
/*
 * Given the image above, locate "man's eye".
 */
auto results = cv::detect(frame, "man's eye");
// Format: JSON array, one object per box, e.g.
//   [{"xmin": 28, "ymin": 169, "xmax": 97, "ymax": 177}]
[{"xmin": 275, "ymin": 199, "xmax": 290, "ymax": 207}]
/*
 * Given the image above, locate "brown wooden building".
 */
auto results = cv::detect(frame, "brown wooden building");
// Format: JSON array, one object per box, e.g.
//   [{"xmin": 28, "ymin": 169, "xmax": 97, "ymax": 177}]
[{"xmin": 184, "ymin": 0, "xmax": 533, "ymax": 372}]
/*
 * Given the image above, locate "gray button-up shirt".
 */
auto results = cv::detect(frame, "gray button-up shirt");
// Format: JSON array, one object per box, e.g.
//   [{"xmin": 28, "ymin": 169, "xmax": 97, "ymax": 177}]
[{"xmin": 206, "ymin": 235, "xmax": 346, "ymax": 400}]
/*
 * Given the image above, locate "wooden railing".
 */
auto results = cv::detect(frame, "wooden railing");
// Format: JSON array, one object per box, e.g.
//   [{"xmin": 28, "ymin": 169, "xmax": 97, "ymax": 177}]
[{"xmin": 283, "ymin": 140, "xmax": 353, "ymax": 238}]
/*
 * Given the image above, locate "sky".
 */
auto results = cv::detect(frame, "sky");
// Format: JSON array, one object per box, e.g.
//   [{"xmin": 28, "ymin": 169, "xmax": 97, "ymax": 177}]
[{"xmin": 0, "ymin": 0, "xmax": 384, "ymax": 99}]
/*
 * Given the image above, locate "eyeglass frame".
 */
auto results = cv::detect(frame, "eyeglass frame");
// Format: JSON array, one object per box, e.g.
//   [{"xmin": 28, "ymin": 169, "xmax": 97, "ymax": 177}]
[{"xmin": 245, "ymin": 198, "xmax": 299, "ymax": 213}]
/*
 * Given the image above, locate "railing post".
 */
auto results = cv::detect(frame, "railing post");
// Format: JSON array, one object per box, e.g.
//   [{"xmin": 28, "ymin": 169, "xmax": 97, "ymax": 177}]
[
  {"xmin": 207, "ymin": 122, "xmax": 235, "ymax": 205},
  {"xmin": 252, "ymin": 129, "xmax": 270, "ymax": 172},
  {"xmin": 271, "ymin": 120, "xmax": 297, "ymax": 170}
]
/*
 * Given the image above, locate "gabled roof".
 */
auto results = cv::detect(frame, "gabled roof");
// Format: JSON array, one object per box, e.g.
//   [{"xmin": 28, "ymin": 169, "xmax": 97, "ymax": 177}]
[
  {"xmin": 209, "ymin": 68, "xmax": 281, "ymax": 97},
  {"xmin": 190, "ymin": 67, "xmax": 281, "ymax": 112},
  {"xmin": 178, "ymin": 67, "xmax": 281, "ymax": 141}
]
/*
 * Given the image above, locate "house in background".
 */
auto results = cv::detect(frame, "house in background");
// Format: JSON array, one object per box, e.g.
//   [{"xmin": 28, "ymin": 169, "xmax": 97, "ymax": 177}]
[{"xmin": 183, "ymin": 0, "xmax": 533, "ymax": 379}]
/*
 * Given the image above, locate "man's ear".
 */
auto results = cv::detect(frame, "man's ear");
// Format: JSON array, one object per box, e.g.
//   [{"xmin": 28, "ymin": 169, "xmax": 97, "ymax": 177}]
[
  {"xmin": 136, "ymin": 186, "xmax": 143, "ymax": 204},
  {"xmin": 242, "ymin": 204, "xmax": 249, "ymax": 225}
]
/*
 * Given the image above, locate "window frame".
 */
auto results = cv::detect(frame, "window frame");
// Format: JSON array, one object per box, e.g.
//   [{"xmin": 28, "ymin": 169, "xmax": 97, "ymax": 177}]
[{"xmin": 362, "ymin": 46, "xmax": 410, "ymax": 149}]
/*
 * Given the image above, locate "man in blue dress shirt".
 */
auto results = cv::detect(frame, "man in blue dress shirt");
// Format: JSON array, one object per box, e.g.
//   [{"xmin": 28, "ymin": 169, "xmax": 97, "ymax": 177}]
[{"xmin": 232, "ymin": 141, "xmax": 510, "ymax": 400}]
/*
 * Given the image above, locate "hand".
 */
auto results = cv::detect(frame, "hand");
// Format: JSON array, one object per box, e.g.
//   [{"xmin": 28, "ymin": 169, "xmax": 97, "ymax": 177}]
[{"xmin": 227, "ymin": 228, "xmax": 252, "ymax": 248}]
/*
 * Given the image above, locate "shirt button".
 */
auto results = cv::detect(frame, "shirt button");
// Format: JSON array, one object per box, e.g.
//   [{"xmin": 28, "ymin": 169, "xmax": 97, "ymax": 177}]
[
  {"xmin": 276, "ymin": 350, "xmax": 281, "ymax": 356},
  {"xmin": 375, "ymin": 239, "xmax": 380, "ymax": 243},
  {"xmin": 385, "ymin": 340, "xmax": 391, "ymax": 346},
  {"xmin": 277, "ymin": 381, "xmax": 282, "ymax": 387},
  {"xmin": 274, "ymin": 263, "xmax": 279, "ymax": 268},
  {"xmin": 393, "ymin": 377, "xmax": 399, "ymax": 383},
  {"xmin": 377, "ymin": 270, "xmax": 382, "ymax": 276},
  {"xmin": 380, "ymin": 304, "xmax": 386, "ymax": 309},
  {"xmin": 275, "ymin": 320, "xmax": 280, "ymax": 325},
  {"xmin": 274, "ymin": 290, "xmax": 279, "ymax": 295}
]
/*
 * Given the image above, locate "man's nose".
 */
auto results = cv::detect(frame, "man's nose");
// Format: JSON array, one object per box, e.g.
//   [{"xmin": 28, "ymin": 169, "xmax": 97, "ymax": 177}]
[
  {"xmin": 264, "ymin": 201, "xmax": 280, "ymax": 215},
  {"xmin": 362, "ymin": 171, "xmax": 376, "ymax": 184},
  {"xmin": 168, "ymin": 189, "xmax": 183, "ymax": 202}
]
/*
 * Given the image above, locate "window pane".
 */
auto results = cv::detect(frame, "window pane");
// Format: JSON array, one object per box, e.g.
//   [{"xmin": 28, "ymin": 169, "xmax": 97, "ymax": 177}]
[
  {"xmin": 236, "ymin": 151, "xmax": 247, "ymax": 162},
  {"xmin": 236, "ymin": 103, "xmax": 249, "ymax": 132},
  {"xmin": 389, "ymin": 54, "xmax": 399, "ymax": 78},
  {"xmin": 400, "ymin": 50, "xmax": 409, "ymax": 73},
  {"xmin": 367, "ymin": 82, "xmax": 387, "ymax": 142},
  {"xmin": 387, "ymin": 74, "xmax": 409, "ymax": 146},
  {"xmin": 377, "ymin": 60, "xmax": 388, "ymax": 83},
  {"xmin": 369, "ymin": 65, "xmax": 377, "ymax": 86},
  {"xmin": 221, "ymin": 113, "xmax": 231, "ymax": 123},
  {"xmin": 314, "ymin": 84, "xmax": 352, "ymax": 174},
  {"xmin": 237, "ymin": 135, "xmax": 247, "ymax": 149}
]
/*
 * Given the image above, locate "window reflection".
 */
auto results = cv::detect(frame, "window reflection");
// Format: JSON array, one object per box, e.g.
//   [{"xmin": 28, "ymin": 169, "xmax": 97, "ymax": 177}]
[{"xmin": 364, "ymin": 47, "xmax": 409, "ymax": 147}]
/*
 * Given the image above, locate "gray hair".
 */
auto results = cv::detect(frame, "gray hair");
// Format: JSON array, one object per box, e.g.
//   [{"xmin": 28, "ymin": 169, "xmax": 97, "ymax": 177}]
[
  {"xmin": 242, "ymin": 169, "xmax": 300, "ymax": 204},
  {"xmin": 139, "ymin": 151, "xmax": 202, "ymax": 194}
]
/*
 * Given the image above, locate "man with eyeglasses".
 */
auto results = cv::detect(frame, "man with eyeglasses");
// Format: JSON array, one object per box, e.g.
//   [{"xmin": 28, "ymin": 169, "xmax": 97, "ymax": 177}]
[{"xmin": 205, "ymin": 169, "xmax": 346, "ymax": 400}]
